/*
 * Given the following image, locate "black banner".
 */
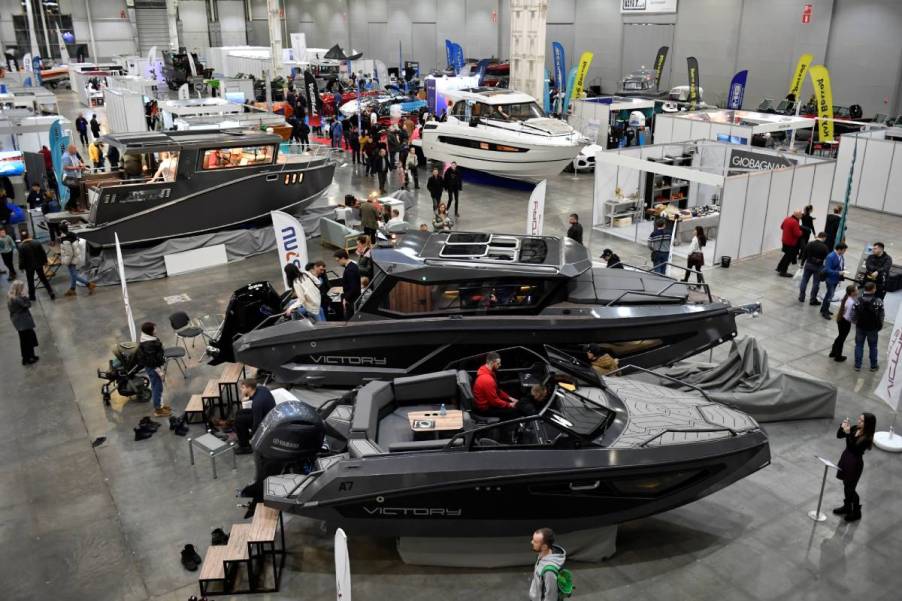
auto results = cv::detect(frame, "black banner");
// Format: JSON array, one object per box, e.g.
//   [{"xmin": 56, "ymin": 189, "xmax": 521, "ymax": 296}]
[
  {"xmin": 654, "ymin": 46, "xmax": 669, "ymax": 89},
  {"xmin": 686, "ymin": 56, "xmax": 699, "ymax": 110},
  {"xmin": 304, "ymin": 70, "xmax": 321, "ymax": 118},
  {"xmin": 728, "ymin": 149, "xmax": 797, "ymax": 176}
]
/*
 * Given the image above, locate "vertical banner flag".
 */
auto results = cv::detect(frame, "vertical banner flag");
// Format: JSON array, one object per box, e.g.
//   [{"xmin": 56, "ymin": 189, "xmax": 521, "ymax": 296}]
[
  {"xmin": 788, "ymin": 53, "xmax": 813, "ymax": 99},
  {"xmin": 874, "ymin": 302, "xmax": 902, "ymax": 411},
  {"xmin": 115, "ymin": 233, "xmax": 137, "ymax": 343},
  {"xmin": 445, "ymin": 40, "xmax": 454, "ymax": 72},
  {"xmin": 374, "ymin": 60, "xmax": 389, "ymax": 90},
  {"xmin": 526, "ymin": 180, "xmax": 547, "ymax": 236},
  {"xmin": 653, "ymin": 46, "xmax": 669, "ymax": 89},
  {"xmin": 304, "ymin": 69, "xmax": 321, "ymax": 125},
  {"xmin": 31, "ymin": 55, "xmax": 42, "ymax": 86},
  {"xmin": 686, "ymin": 57, "xmax": 700, "ymax": 110},
  {"xmin": 727, "ymin": 70, "xmax": 748, "ymax": 110},
  {"xmin": 551, "ymin": 41, "xmax": 566, "ymax": 94},
  {"xmin": 475, "ymin": 58, "xmax": 491, "ymax": 86},
  {"xmin": 452, "ymin": 43, "xmax": 465, "ymax": 74},
  {"xmin": 808, "ymin": 64, "xmax": 834, "ymax": 142},
  {"xmin": 56, "ymin": 28, "xmax": 71, "ymax": 64},
  {"xmin": 572, "ymin": 51, "xmax": 594, "ymax": 101},
  {"xmin": 48, "ymin": 119, "xmax": 69, "ymax": 205},
  {"xmin": 543, "ymin": 68, "xmax": 551, "ymax": 114},
  {"xmin": 272, "ymin": 210, "xmax": 308, "ymax": 290},
  {"xmin": 335, "ymin": 528, "xmax": 351, "ymax": 601},
  {"xmin": 561, "ymin": 66, "xmax": 578, "ymax": 115}
]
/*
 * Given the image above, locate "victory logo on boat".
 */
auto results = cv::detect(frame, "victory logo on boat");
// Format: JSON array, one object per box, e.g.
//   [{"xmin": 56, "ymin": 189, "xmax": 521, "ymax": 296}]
[
  {"xmin": 311, "ymin": 355, "xmax": 388, "ymax": 366},
  {"xmin": 364, "ymin": 506, "xmax": 463, "ymax": 518}
]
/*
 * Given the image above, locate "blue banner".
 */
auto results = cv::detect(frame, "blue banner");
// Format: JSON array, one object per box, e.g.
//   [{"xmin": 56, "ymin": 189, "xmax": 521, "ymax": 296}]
[
  {"xmin": 475, "ymin": 58, "xmax": 491, "ymax": 86},
  {"xmin": 727, "ymin": 69, "xmax": 748, "ymax": 110},
  {"xmin": 445, "ymin": 40, "xmax": 454, "ymax": 71},
  {"xmin": 543, "ymin": 69, "xmax": 551, "ymax": 114},
  {"xmin": 49, "ymin": 119, "xmax": 69, "ymax": 205},
  {"xmin": 551, "ymin": 41, "xmax": 566, "ymax": 95},
  {"xmin": 31, "ymin": 55, "xmax": 42, "ymax": 86},
  {"xmin": 451, "ymin": 42, "xmax": 465, "ymax": 74},
  {"xmin": 561, "ymin": 66, "xmax": 578, "ymax": 115}
]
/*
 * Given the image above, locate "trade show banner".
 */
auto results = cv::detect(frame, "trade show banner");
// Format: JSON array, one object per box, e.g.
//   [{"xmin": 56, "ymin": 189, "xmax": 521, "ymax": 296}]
[
  {"xmin": 56, "ymin": 28, "xmax": 71, "ymax": 64},
  {"xmin": 561, "ymin": 66, "xmax": 578, "ymax": 114},
  {"xmin": 874, "ymin": 302, "xmax": 902, "ymax": 411},
  {"xmin": 620, "ymin": 0, "xmax": 678, "ymax": 13},
  {"xmin": 475, "ymin": 58, "xmax": 491, "ymax": 85},
  {"xmin": 809, "ymin": 64, "xmax": 834, "ymax": 142},
  {"xmin": 653, "ymin": 46, "xmax": 669, "ymax": 88},
  {"xmin": 335, "ymin": 528, "xmax": 351, "ymax": 601},
  {"xmin": 788, "ymin": 53, "xmax": 813, "ymax": 99},
  {"xmin": 727, "ymin": 70, "xmax": 748, "ymax": 110},
  {"xmin": 526, "ymin": 180, "xmax": 547, "ymax": 236},
  {"xmin": 31, "ymin": 55, "xmax": 42, "ymax": 86},
  {"xmin": 552, "ymin": 41, "xmax": 566, "ymax": 93},
  {"xmin": 374, "ymin": 60, "xmax": 390, "ymax": 90},
  {"xmin": 572, "ymin": 52, "xmax": 594, "ymax": 101},
  {"xmin": 727, "ymin": 148, "xmax": 796, "ymax": 175},
  {"xmin": 272, "ymin": 210, "xmax": 308, "ymax": 290},
  {"xmin": 115, "ymin": 233, "xmax": 137, "ymax": 343},
  {"xmin": 304, "ymin": 70, "xmax": 321, "ymax": 123},
  {"xmin": 686, "ymin": 57, "xmax": 700, "ymax": 110},
  {"xmin": 445, "ymin": 40, "xmax": 454, "ymax": 72},
  {"xmin": 543, "ymin": 68, "xmax": 551, "ymax": 113},
  {"xmin": 48, "ymin": 119, "xmax": 69, "ymax": 205}
]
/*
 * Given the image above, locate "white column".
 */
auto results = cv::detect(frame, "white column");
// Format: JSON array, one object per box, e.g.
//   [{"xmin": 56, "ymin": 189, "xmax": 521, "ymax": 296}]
[
  {"xmin": 23, "ymin": 0, "xmax": 40, "ymax": 56},
  {"xmin": 266, "ymin": 0, "xmax": 283, "ymax": 78},
  {"xmin": 84, "ymin": 0, "xmax": 99, "ymax": 59},
  {"xmin": 508, "ymin": 0, "xmax": 548, "ymax": 103},
  {"xmin": 38, "ymin": 1, "xmax": 52, "ymax": 57},
  {"xmin": 166, "ymin": 0, "xmax": 181, "ymax": 50}
]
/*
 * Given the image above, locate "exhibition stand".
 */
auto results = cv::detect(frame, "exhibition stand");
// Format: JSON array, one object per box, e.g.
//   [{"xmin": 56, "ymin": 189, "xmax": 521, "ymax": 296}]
[
  {"xmin": 68, "ymin": 63, "xmax": 125, "ymax": 107},
  {"xmin": 592, "ymin": 140, "xmax": 835, "ymax": 267},
  {"xmin": 829, "ymin": 127, "xmax": 902, "ymax": 216},
  {"xmin": 654, "ymin": 109, "xmax": 816, "ymax": 151},
  {"xmin": 104, "ymin": 88, "xmax": 148, "ymax": 134},
  {"xmin": 107, "ymin": 74, "xmax": 160, "ymax": 100},
  {"xmin": 570, "ymin": 96, "xmax": 656, "ymax": 148}
]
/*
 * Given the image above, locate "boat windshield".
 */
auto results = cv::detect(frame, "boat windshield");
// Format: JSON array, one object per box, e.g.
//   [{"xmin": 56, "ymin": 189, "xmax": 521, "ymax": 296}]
[
  {"xmin": 543, "ymin": 387, "xmax": 614, "ymax": 437},
  {"xmin": 483, "ymin": 101, "xmax": 545, "ymax": 122}
]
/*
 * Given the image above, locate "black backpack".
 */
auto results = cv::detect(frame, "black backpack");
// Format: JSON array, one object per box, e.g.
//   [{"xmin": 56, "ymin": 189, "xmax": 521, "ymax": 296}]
[{"xmin": 854, "ymin": 297, "xmax": 885, "ymax": 331}]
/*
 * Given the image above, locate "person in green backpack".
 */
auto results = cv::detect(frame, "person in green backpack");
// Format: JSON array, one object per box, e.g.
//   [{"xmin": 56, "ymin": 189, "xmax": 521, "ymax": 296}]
[{"xmin": 529, "ymin": 527, "xmax": 572, "ymax": 600}]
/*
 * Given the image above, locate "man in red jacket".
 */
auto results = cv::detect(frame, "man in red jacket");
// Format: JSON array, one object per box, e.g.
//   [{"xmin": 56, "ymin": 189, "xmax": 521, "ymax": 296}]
[
  {"xmin": 776, "ymin": 209, "xmax": 803, "ymax": 277},
  {"xmin": 473, "ymin": 351, "xmax": 526, "ymax": 420}
]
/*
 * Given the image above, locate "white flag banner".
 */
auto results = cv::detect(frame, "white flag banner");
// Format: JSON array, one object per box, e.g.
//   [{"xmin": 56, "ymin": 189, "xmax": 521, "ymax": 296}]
[
  {"xmin": 56, "ymin": 29, "xmax": 71, "ymax": 64},
  {"xmin": 290, "ymin": 33, "xmax": 307, "ymax": 63},
  {"xmin": 177, "ymin": 83, "xmax": 190, "ymax": 100},
  {"xmin": 334, "ymin": 528, "xmax": 351, "ymax": 601},
  {"xmin": 874, "ymin": 302, "xmax": 902, "ymax": 411},
  {"xmin": 115, "ymin": 233, "xmax": 137, "ymax": 343},
  {"xmin": 271, "ymin": 210, "xmax": 308, "ymax": 290},
  {"xmin": 526, "ymin": 180, "xmax": 547, "ymax": 236}
]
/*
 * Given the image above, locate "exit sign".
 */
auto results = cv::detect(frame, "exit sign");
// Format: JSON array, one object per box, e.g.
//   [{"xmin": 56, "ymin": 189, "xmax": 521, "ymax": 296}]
[{"xmin": 802, "ymin": 4, "xmax": 812, "ymax": 24}]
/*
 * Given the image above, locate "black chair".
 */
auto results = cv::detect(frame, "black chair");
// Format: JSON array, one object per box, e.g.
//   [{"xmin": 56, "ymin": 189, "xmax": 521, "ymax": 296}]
[
  {"xmin": 169, "ymin": 311, "xmax": 206, "ymax": 356},
  {"xmin": 163, "ymin": 346, "xmax": 188, "ymax": 379}
]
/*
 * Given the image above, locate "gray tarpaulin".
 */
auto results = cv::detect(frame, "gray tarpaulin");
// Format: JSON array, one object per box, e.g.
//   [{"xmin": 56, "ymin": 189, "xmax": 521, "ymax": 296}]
[{"xmin": 657, "ymin": 337, "xmax": 837, "ymax": 422}]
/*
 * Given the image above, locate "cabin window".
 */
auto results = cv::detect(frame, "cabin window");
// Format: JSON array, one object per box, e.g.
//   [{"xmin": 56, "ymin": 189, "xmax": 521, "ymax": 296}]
[
  {"xmin": 379, "ymin": 279, "xmax": 545, "ymax": 316},
  {"xmin": 199, "ymin": 145, "xmax": 275, "ymax": 170},
  {"xmin": 119, "ymin": 151, "xmax": 180, "ymax": 183}
]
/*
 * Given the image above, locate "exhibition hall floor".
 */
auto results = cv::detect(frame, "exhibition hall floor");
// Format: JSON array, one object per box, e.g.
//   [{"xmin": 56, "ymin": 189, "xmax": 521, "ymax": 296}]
[{"xmin": 1, "ymin": 103, "xmax": 901, "ymax": 601}]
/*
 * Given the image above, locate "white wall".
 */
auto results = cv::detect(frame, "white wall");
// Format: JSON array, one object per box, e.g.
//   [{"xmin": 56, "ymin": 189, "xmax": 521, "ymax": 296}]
[{"xmin": 179, "ymin": 0, "xmax": 209, "ymax": 54}]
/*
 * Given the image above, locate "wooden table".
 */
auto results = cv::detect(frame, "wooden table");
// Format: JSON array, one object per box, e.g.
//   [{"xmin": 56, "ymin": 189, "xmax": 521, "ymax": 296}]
[{"xmin": 408, "ymin": 410, "xmax": 464, "ymax": 438}]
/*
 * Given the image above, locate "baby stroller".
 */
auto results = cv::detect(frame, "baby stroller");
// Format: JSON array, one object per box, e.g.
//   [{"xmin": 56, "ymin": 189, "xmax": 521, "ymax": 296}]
[{"xmin": 98, "ymin": 341, "xmax": 151, "ymax": 406}]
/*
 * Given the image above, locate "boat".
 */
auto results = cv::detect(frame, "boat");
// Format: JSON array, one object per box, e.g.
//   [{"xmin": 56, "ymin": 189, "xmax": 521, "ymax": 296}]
[
  {"xmin": 418, "ymin": 87, "xmax": 587, "ymax": 181},
  {"xmin": 209, "ymin": 231, "xmax": 757, "ymax": 387},
  {"xmin": 618, "ymin": 67, "xmax": 660, "ymax": 97},
  {"xmin": 250, "ymin": 345, "xmax": 770, "ymax": 537},
  {"xmin": 339, "ymin": 93, "xmax": 426, "ymax": 121},
  {"xmin": 64, "ymin": 130, "xmax": 336, "ymax": 247}
]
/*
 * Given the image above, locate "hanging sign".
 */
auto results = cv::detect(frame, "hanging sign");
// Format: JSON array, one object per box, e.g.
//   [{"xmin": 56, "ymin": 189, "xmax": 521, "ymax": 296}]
[{"xmin": 620, "ymin": 0, "xmax": 678, "ymax": 14}]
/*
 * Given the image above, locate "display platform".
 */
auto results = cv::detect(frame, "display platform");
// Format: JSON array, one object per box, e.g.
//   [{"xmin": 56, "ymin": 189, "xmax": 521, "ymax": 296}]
[
  {"xmin": 396, "ymin": 525, "xmax": 618, "ymax": 567},
  {"xmin": 874, "ymin": 431, "xmax": 902, "ymax": 452}
]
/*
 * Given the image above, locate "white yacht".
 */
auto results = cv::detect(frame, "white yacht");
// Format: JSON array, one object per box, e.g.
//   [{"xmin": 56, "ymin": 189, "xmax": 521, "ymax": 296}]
[{"xmin": 419, "ymin": 87, "xmax": 586, "ymax": 181}]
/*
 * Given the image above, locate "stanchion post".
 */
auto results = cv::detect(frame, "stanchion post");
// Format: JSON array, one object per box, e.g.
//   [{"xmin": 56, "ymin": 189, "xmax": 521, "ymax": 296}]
[{"xmin": 808, "ymin": 463, "xmax": 828, "ymax": 522}]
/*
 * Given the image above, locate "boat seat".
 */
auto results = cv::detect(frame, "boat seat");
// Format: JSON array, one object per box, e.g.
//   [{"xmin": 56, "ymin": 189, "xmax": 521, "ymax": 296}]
[
  {"xmin": 392, "ymin": 370, "xmax": 459, "ymax": 404},
  {"xmin": 325, "ymin": 404, "xmax": 353, "ymax": 440},
  {"xmin": 388, "ymin": 438, "xmax": 465, "ymax": 453},
  {"xmin": 348, "ymin": 439, "xmax": 384, "ymax": 458},
  {"xmin": 349, "ymin": 381, "xmax": 395, "ymax": 440},
  {"xmin": 456, "ymin": 370, "xmax": 500, "ymax": 425}
]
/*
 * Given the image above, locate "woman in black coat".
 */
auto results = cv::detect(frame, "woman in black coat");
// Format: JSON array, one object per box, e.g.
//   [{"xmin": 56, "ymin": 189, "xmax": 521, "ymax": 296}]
[{"xmin": 833, "ymin": 412, "xmax": 876, "ymax": 522}]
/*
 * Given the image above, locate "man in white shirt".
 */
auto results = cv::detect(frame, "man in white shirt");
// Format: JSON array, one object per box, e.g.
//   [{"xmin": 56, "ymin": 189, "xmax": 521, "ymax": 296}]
[
  {"xmin": 60, "ymin": 144, "xmax": 84, "ymax": 211},
  {"xmin": 385, "ymin": 208, "xmax": 404, "ymax": 230}
]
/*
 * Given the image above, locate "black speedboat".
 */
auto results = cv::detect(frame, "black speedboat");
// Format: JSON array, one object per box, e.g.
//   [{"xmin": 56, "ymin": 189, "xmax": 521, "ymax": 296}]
[
  {"xmin": 210, "ymin": 231, "xmax": 756, "ymax": 387},
  {"xmin": 249, "ymin": 346, "xmax": 770, "ymax": 537},
  {"xmin": 66, "ymin": 130, "xmax": 336, "ymax": 247}
]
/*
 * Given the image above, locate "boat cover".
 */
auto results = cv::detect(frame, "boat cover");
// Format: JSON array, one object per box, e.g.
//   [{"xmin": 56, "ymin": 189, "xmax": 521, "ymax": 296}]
[{"xmin": 657, "ymin": 337, "xmax": 836, "ymax": 422}]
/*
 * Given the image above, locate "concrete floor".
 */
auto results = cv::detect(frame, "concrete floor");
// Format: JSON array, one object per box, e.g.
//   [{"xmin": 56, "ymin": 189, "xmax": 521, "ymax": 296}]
[{"xmin": 0, "ymin": 91, "xmax": 900, "ymax": 601}]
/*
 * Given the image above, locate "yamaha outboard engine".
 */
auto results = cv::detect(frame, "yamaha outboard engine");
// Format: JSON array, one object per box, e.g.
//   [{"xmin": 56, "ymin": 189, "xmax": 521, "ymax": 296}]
[
  {"xmin": 240, "ymin": 401, "xmax": 326, "ymax": 510},
  {"xmin": 208, "ymin": 281, "xmax": 283, "ymax": 364}
]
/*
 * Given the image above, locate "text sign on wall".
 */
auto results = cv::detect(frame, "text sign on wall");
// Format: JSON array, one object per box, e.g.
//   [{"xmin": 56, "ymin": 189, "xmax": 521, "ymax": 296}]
[
  {"xmin": 728, "ymin": 149, "xmax": 797, "ymax": 176},
  {"xmin": 621, "ymin": 0, "xmax": 678, "ymax": 14}
]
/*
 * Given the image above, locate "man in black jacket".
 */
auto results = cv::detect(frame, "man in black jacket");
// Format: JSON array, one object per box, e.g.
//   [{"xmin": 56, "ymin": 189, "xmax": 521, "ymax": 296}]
[
  {"xmin": 234, "ymin": 379, "xmax": 277, "ymax": 454},
  {"xmin": 371, "ymin": 148, "xmax": 390, "ymax": 194},
  {"xmin": 427, "ymin": 167, "xmax": 444, "ymax": 210},
  {"xmin": 567, "ymin": 213, "xmax": 583, "ymax": 245},
  {"xmin": 74, "ymin": 113, "xmax": 89, "ymax": 147},
  {"xmin": 798, "ymin": 232, "xmax": 829, "ymax": 305},
  {"xmin": 18, "ymin": 232, "xmax": 55, "ymax": 301},
  {"xmin": 824, "ymin": 205, "xmax": 843, "ymax": 248},
  {"xmin": 444, "ymin": 162, "xmax": 462, "ymax": 217},
  {"xmin": 865, "ymin": 242, "xmax": 892, "ymax": 299},
  {"xmin": 335, "ymin": 249, "xmax": 361, "ymax": 319},
  {"xmin": 26, "ymin": 183, "xmax": 45, "ymax": 210}
]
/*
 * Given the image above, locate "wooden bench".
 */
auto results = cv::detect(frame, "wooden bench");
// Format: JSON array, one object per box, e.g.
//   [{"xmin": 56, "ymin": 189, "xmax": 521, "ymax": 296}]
[
  {"xmin": 201, "ymin": 378, "xmax": 226, "ymax": 419},
  {"xmin": 198, "ymin": 545, "xmax": 228, "ymax": 596},
  {"xmin": 184, "ymin": 394, "xmax": 206, "ymax": 425},
  {"xmin": 218, "ymin": 365, "xmax": 259, "ymax": 415}
]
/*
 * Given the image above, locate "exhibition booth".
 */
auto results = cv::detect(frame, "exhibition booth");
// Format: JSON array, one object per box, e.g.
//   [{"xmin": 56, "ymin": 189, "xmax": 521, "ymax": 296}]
[
  {"xmin": 592, "ymin": 140, "xmax": 836, "ymax": 266},
  {"xmin": 830, "ymin": 127, "xmax": 902, "ymax": 216},
  {"xmin": 654, "ymin": 109, "xmax": 816, "ymax": 151},
  {"xmin": 68, "ymin": 63, "xmax": 126, "ymax": 107},
  {"xmin": 570, "ymin": 96, "xmax": 656, "ymax": 148}
]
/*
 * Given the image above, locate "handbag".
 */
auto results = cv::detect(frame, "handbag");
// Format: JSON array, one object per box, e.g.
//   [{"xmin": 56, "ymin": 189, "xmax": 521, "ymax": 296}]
[{"xmin": 688, "ymin": 251, "xmax": 705, "ymax": 266}]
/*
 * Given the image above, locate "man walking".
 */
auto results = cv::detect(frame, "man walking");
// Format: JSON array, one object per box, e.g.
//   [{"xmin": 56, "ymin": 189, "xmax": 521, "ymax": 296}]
[
  {"xmin": 776, "ymin": 209, "xmax": 803, "ymax": 277},
  {"xmin": 443, "ymin": 162, "xmax": 463, "ymax": 217},
  {"xmin": 427, "ymin": 167, "xmax": 444, "ymax": 210},
  {"xmin": 852, "ymin": 281, "xmax": 884, "ymax": 372},
  {"xmin": 18, "ymin": 231, "xmax": 55, "ymax": 301},
  {"xmin": 61, "ymin": 144, "xmax": 85, "ymax": 211},
  {"xmin": 75, "ymin": 113, "xmax": 89, "ymax": 147},
  {"xmin": 234, "ymin": 378, "xmax": 277, "ymax": 454},
  {"xmin": 566, "ymin": 213, "xmax": 583, "ymax": 245},
  {"xmin": 798, "ymin": 232, "xmax": 829, "ymax": 305},
  {"xmin": 89, "ymin": 114, "xmax": 101, "ymax": 140},
  {"xmin": 820, "ymin": 242, "xmax": 847, "ymax": 319},
  {"xmin": 529, "ymin": 527, "xmax": 567, "ymax": 601},
  {"xmin": 647, "ymin": 219, "xmax": 670, "ymax": 275},
  {"xmin": 372, "ymin": 148, "xmax": 390, "ymax": 194},
  {"xmin": 359, "ymin": 194, "xmax": 379, "ymax": 244}
]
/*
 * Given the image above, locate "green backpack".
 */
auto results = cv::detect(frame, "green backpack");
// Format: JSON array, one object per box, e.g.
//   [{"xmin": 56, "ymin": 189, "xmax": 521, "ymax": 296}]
[{"xmin": 541, "ymin": 565, "xmax": 574, "ymax": 598}]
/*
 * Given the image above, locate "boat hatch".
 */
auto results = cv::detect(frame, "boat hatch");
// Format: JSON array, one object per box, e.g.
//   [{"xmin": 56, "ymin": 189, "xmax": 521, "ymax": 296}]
[{"xmin": 437, "ymin": 234, "xmax": 547, "ymax": 264}]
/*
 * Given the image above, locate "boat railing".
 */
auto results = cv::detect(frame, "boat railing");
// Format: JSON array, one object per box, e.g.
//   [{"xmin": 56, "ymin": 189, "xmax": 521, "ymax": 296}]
[
  {"xmin": 279, "ymin": 142, "xmax": 343, "ymax": 165},
  {"xmin": 605, "ymin": 261, "xmax": 714, "ymax": 305}
]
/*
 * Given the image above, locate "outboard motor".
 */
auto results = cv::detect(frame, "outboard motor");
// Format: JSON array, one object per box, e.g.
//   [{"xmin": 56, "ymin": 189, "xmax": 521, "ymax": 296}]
[
  {"xmin": 239, "ymin": 401, "xmax": 326, "ymax": 511},
  {"xmin": 207, "ymin": 281, "xmax": 283, "ymax": 364}
]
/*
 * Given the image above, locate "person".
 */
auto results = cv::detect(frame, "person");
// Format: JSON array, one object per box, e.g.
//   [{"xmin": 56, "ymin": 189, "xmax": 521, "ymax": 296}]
[
  {"xmin": 348, "ymin": 122, "xmax": 361, "ymax": 165},
  {"xmin": 150, "ymin": 152, "xmax": 178, "ymax": 182},
  {"xmin": 864, "ymin": 242, "xmax": 892, "ymax": 299},
  {"xmin": 600, "ymin": 248, "xmax": 623, "ymax": 269},
  {"xmin": 682, "ymin": 226, "xmax": 707, "ymax": 283},
  {"xmin": 89, "ymin": 114, "xmax": 101, "ymax": 140},
  {"xmin": 107, "ymin": 143, "xmax": 120, "ymax": 170},
  {"xmin": 426, "ymin": 167, "xmax": 444, "ymax": 210},
  {"xmin": 0, "ymin": 189, "xmax": 10, "ymax": 230},
  {"xmin": 309, "ymin": 260, "xmax": 331, "ymax": 319},
  {"xmin": 355, "ymin": 235, "xmax": 373, "ymax": 279},
  {"xmin": 529, "ymin": 527, "xmax": 567, "ymax": 601},
  {"xmin": 404, "ymin": 151, "xmax": 419, "ymax": 190},
  {"xmin": 473, "ymin": 352, "xmax": 528, "ymax": 420},
  {"xmin": 829, "ymin": 284, "xmax": 858, "ymax": 363},
  {"xmin": 40, "ymin": 144, "xmax": 53, "ymax": 175},
  {"xmin": 284, "ymin": 262, "xmax": 322, "ymax": 321},
  {"xmin": 299, "ymin": 120, "xmax": 311, "ymax": 151},
  {"xmin": 798, "ymin": 232, "xmax": 829, "ymax": 305},
  {"xmin": 75, "ymin": 113, "xmax": 89, "ymax": 146},
  {"xmin": 776, "ymin": 210, "xmax": 803, "ymax": 277},
  {"xmin": 88, "ymin": 140, "xmax": 105, "ymax": 171},
  {"xmin": 386, "ymin": 126, "xmax": 401, "ymax": 169},
  {"xmin": 372, "ymin": 148, "xmax": 390, "ymax": 194},
  {"xmin": 852, "ymin": 281, "xmax": 884, "ymax": 372},
  {"xmin": 59, "ymin": 229, "xmax": 95, "ymax": 296},
  {"xmin": 137, "ymin": 322, "xmax": 170, "ymax": 417},
  {"xmin": 0, "ymin": 226, "xmax": 16, "ymax": 280},
  {"xmin": 60, "ymin": 144, "xmax": 85, "ymax": 211},
  {"xmin": 833, "ymin": 413, "xmax": 876, "ymax": 522},
  {"xmin": 566, "ymin": 214, "xmax": 583, "ymax": 245},
  {"xmin": 797, "ymin": 204, "xmax": 815, "ymax": 263},
  {"xmin": 234, "ymin": 379, "xmax": 277, "ymax": 454},
  {"xmin": 820, "ymin": 242, "xmax": 847, "ymax": 319},
  {"xmin": 443, "ymin": 162, "xmax": 463, "ymax": 217},
  {"xmin": 586, "ymin": 344, "xmax": 619, "ymax": 376},
  {"xmin": 331, "ymin": 117, "xmax": 344, "ymax": 149},
  {"xmin": 824, "ymin": 204, "xmax": 843, "ymax": 248},
  {"xmin": 334, "ymin": 249, "xmax": 361, "ymax": 319},
  {"xmin": 41, "ymin": 189, "xmax": 62, "ymax": 244},
  {"xmin": 360, "ymin": 194, "xmax": 379, "ymax": 243},
  {"xmin": 647, "ymin": 219, "xmax": 670, "ymax": 275},
  {"xmin": 8, "ymin": 280, "xmax": 39, "ymax": 365},
  {"xmin": 418, "ymin": 223, "xmax": 429, "ymax": 232},
  {"xmin": 17, "ymin": 231, "xmax": 55, "ymax": 301},
  {"xmin": 433, "ymin": 202, "xmax": 454, "ymax": 232},
  {"xmin": 26, "ymin": 183, "xmax": 45, "ymax": 210},
  {"xmin": 385, "ymin": 208, "xmax": 403, "ymax": 229},
  {"xmin": 359, "ymin": 129, "xmax": 373, "ymax": 175}
]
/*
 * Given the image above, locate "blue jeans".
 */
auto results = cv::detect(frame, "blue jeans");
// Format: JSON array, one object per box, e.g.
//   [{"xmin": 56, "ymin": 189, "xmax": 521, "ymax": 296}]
[
  {"xmin": 798, "ymin": 265, "xmax": 820, "ymax": 301},
  {"xmin": 67, "ymin": 264, "xmax": 90, "ymax": 289},
  {"xmin": 820, "ymin": 280, "xmax": 838, "ymax": 315},
  {"xmin": 853, "ymin": 328, "xmax": 879, "ymax": 369},
  {"xmin": 651, "ymin": 251, "xmax": 668, "ymax": 274},
  {"xmin": 145, "ymin": 367, "xmax": 163, "ymax": 409}
]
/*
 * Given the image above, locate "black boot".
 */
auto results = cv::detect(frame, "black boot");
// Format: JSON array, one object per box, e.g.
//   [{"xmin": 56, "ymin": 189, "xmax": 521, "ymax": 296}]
[
  {"xmin": 845, "ymin": 503, "xmax": 862, "ymax": 522},
  {"xmin": 832, "ymin": 501, "xmax": 849, "ymax": 515}
]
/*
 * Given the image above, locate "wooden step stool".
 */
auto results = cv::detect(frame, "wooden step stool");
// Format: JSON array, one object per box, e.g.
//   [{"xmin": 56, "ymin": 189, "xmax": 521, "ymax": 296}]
[
  {"xmin": 247, "ymin": 505, "xmax": 286, "ymax": 592},
  {"xmin": 201, "ymin": 378, "xmax": 227, "ymax": 419},
  {"xmin": 183, "ymin": 394, "xmax": 206, "ymax": 425}
]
